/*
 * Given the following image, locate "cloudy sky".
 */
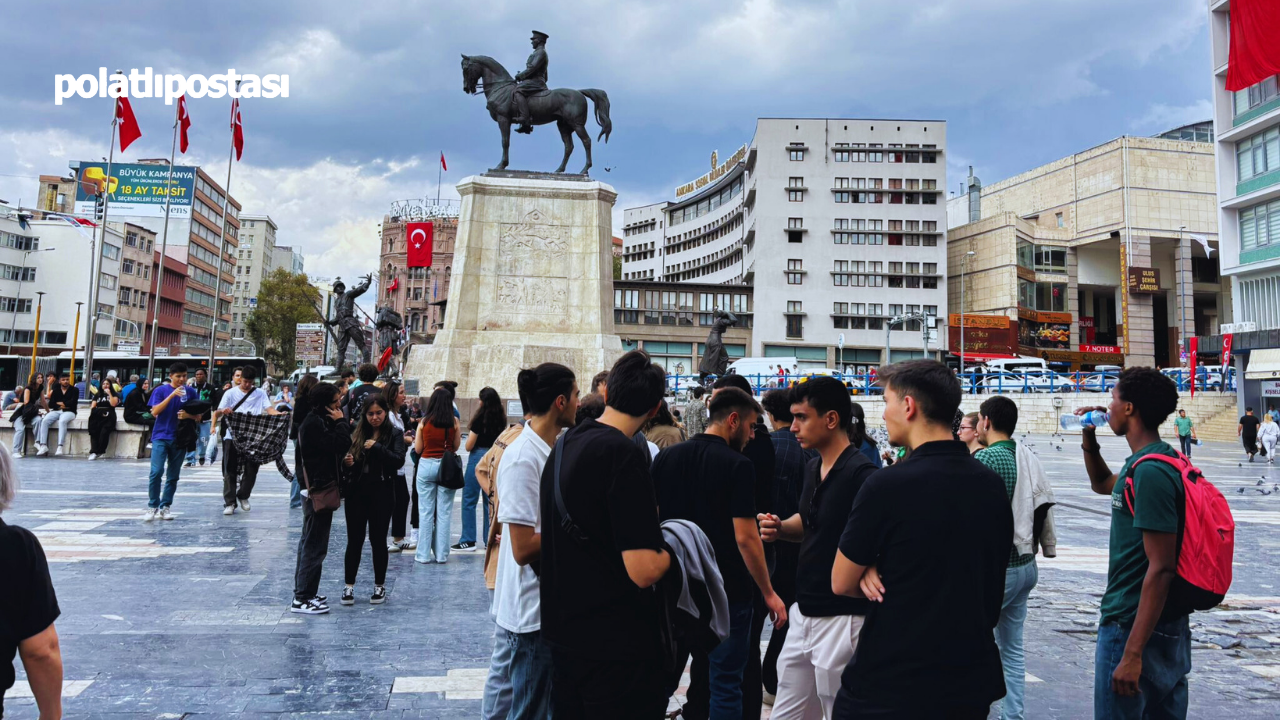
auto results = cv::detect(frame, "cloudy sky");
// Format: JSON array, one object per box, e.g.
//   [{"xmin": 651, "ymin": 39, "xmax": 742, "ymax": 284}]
[{"xmin": 0, "ymin": 0, "xmax": 1213, "ymax": 282}]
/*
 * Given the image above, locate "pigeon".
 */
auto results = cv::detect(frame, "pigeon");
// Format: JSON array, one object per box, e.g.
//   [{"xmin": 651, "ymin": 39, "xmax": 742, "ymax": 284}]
[
  {"xmin": 1239, "ymin": 463, "xmax": 1243, "ymax": 468},
  {"xmin": 1260, "ymin": 479, "xmax": 1267, "ymax": 485},
  {"xmin": 1237, "ymin": 487, "xmax": 1246, "ymax": 494}
]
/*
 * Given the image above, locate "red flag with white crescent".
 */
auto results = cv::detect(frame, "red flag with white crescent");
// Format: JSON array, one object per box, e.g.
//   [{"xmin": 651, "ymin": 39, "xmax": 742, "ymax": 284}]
[
  {"xmin": 387, "ymin": 277, "xmax": 400, "ymax": 295},
  {"xmin": 440, "ymin": 152, "xmax": 447, "ymax": 171},
  {"xmin": 231, "ymin": 97, "xmax": 244, "ymax": 161},
  {"xmin": 406, "ymin": 222, "xmax": 433, "ymax": 268},
  {"xmin": 178, "ymin": 94, "xmax": 192, "ymax": 153},
  {"xmin": 116, "ymin": 95, "xmax": 142, "ymax": 151}
]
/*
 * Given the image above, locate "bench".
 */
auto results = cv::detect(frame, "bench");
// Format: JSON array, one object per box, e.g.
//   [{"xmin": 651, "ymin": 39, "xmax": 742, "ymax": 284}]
[{"xmin": 0, "ymin": 410, "xmax": 153, "ymax": 458}]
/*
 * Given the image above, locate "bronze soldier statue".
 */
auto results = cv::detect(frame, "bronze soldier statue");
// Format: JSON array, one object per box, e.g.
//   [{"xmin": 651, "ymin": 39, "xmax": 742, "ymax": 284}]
[
  {"xmin": 325, "ymin": 275, "xmax": 372, "ymax": 371},
  {"xmin": 698, "ymin": 308, "xmax": 739, "ymax": 383},
  {"xmin": 513, "ymin": 30, "xmax": 549, "ymax": 134}
]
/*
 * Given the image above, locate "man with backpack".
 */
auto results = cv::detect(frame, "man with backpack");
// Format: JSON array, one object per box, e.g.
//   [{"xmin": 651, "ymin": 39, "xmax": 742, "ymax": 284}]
[{"xmin": 1078, "ymin": 367, "xmax": 1194, "ymax": 719}]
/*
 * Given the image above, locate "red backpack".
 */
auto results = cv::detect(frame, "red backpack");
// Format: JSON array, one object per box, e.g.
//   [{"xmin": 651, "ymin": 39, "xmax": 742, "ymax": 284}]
[{"xmin": 1125, "ymin": 452, "xmax": 1235, "ymax": 615}]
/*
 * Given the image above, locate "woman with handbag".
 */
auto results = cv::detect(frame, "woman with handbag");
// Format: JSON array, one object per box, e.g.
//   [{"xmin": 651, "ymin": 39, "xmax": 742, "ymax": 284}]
[
  {"xmin": 291, "ymin": 382, "xmax": 351, "ymax": 615},
  {"xmin": 414, "ymin": 387, "xmax": 462, "ymax": 564},
  {"xmin": 10, "ymin": 374, "xmax": 45, "ymax": 458},
  {"xmin": 86, "ymin": 371, "xmax": 122, "ymax": 460},
  {"xmin": 340, "ymin": 394, "xmax": 406, "ymax": 605},
  {"xmin": 456, "ymin": 386, "xmax": 506, "ymax": 552}
]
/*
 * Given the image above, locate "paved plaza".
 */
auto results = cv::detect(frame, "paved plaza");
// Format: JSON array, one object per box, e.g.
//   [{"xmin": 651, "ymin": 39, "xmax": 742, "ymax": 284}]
[{"xmin": 4, "ymin": 432, "xmax": 1280, "ymax": 719}]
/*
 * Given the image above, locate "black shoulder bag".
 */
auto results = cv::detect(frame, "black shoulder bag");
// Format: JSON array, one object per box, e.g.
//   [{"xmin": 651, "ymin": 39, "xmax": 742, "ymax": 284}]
[
  {"xmin": 218, "ymin": 389, "xmax": 256, "ymax": 441},
  {"xmin": 436, "ymin": 426, "xmax": 465, "ymax": 490}
]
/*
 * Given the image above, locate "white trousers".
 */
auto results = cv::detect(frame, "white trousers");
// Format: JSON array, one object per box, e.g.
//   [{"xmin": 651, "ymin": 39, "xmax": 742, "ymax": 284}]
[{"xmin": 770, "ymin": 604, "xmax": 865, "ymax": 720}]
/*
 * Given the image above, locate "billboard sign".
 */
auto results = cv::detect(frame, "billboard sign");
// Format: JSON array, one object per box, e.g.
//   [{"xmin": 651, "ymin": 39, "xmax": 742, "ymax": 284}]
[{"xmin": 73, "ymin": 162, "xmax": 197, "ymax": 219}]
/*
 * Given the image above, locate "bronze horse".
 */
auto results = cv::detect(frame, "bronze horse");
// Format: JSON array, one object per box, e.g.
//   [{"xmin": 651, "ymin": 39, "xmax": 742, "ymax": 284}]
[{"xmin": 461, "ymin": 54, "xmax": 611, "ymax": 175}]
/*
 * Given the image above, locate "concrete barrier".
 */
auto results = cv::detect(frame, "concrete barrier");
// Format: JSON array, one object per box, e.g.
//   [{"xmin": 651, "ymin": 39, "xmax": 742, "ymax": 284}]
[{"xmin": 0, "ymin": 410, "xmax": 151, "ymax": 458}]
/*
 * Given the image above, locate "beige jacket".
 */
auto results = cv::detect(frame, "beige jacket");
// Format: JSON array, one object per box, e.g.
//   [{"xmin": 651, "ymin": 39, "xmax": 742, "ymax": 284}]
[{"xmin": 479, "ymin": 423, "xmax": 524, "ymax": 590}]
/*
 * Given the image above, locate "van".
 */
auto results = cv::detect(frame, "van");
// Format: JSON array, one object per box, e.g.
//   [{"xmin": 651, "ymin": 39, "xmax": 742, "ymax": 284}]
[
  {"xmin": 727, "ymin": 357, "xmax": 798, "ymax": 385},
  {"xmin": 982, "ymin": 356, "xmax": 1049, "ymax": 374}
]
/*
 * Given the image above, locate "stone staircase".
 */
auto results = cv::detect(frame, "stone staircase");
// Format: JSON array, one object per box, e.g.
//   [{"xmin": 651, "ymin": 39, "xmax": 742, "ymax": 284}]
[{"xmin": 1177, "ymin": 394, "xmax": 1242, "ymax": 443}]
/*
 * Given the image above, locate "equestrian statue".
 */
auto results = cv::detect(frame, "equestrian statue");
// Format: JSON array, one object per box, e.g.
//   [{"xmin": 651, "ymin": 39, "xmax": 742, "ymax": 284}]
[{"xmin": 461, "ymin": 31, "xmax": 612, "ymax": 175}]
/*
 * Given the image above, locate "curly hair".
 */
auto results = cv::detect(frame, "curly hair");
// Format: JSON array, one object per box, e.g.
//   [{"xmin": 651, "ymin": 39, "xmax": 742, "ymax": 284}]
[{"xmin": 1116, "ymin": 367, "xmax": 1178, "ymax": 430}]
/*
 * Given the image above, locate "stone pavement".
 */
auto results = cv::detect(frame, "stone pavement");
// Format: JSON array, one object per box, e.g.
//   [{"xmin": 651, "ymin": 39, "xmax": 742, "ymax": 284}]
[{"xmin": 2, "ymin": 433, "xmax": 1280, "ymax": 719}]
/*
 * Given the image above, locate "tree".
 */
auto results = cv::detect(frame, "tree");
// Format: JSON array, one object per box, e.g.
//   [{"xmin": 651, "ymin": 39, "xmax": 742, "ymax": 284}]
[
  {"xmin": 245, "ymin": 268, "xmax": 322, "ymax": 376},
  {"xmin": 613, "ymin": 253, "xmax": 622, "ymax": 280}
]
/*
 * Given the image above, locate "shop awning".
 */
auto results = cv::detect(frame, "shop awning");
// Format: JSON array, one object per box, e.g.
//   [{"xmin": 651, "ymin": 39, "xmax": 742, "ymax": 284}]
[
  {"xmin": 959, "ymin": 353, "xmax": 1018, "ymax": 363},
  {"xmin": 1245, "ymin": 348, "xmax": 1280, "ymax": 380}
]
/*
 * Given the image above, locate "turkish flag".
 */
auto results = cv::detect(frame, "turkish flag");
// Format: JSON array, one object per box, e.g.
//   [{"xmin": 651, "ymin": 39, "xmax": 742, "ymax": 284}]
[
  {"xmin": 1226, "ymin": 0, "xmax": 1280, "ymax": 91},
  {"xmin": 1189, "ymin": 336, "xmax": 1198, "ymax": 397},
  {"xmin": 116, "ymin": 95, "xmax": 141, "ymax": 152},
  {"xmin": 177, "ymin": 94, "xmax": 191, "ymax": 153},
  {"xmin": 407, "ymin": 222, "xmax": 433, "ymax": 268},
  {"xmin": 440, "ymin": 152, "xmax": 447, "ymax": 171},
  {"xmin": 231, "ymin": 98, "xmax": 244, "ymax": 161},
  {"xmin": 387, "ymin": 277, "xmax": 399, "ymax": 295}
]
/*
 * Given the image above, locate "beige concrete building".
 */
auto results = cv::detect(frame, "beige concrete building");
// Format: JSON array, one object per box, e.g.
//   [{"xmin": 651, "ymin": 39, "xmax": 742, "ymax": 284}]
[
  {"xmin": 112, "ymin": 222, "xmax": 157, "ymax": 350},
  {"xmin": 379, "ymin": 212, "xmax": 458, "ymax": 344},
  {"xmin": 230, "ymin": 214, "xmax": 277, "ymax": 343},
  {"xmin": 612, "ymin": 279, "xmax": 753, "ymax": 374},
  {"xmin": 947, "ymin": 130, "xmax": 1227, "ymax": 369}
]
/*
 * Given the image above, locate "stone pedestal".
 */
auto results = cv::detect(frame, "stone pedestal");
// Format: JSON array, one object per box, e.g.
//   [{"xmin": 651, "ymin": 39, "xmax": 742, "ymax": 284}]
[{"xmin": 403, "ymin": 173, "xmax": 623, "ymax": 401}]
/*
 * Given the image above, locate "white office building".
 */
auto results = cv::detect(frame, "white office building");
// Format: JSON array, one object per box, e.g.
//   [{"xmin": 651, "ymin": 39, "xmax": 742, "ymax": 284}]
[
  {"xmin": 0, "ymin": 208, "xmax": 123, "ymax": 362},
  {"xmin": 1207, "ymin": 1, "xmax": 1280, "ymax": 403},
  {"xmin": 622, "ymin": 118, "xmax": 947, "ymax": 370}
]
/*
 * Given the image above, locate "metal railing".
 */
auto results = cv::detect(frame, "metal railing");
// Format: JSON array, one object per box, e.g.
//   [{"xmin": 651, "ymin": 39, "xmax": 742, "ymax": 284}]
[{"xmin": 661, "ymin": 369, "xmax": 1237, "ymax": 397}]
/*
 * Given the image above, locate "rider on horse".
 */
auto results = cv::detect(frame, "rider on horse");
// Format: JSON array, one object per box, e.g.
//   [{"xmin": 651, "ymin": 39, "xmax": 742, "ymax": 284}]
[{"xmin": 513, "ymin": 30, "xmax": 549, "ymax": 134}]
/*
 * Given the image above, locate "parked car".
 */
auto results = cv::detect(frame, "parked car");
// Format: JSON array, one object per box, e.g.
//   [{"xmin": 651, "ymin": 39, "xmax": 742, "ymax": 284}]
[{"xmin": 1079, "ymin": 372, "xmax": 1120, "ymax": 393}]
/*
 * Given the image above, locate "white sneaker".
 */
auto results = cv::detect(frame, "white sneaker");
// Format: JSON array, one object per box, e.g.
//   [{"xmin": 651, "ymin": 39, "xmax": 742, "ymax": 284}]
[
  {"xmin": 55, "ymin": 446, "xmax": 64, "ymax": 456},
  {"xmin": 88, "ymin": 453, "xmax": 97, "ymax": 461},
  {"xmin": 408, "ymin": 529, "xmax": 419, "ymax": 548},
  {"xmin": 159, "ymin": 507, "xmax": 174, "ymax": 521},
  {"xmin": 142, "ymin": 508, "xmax": 157, "ymax": 522},
  {"xmin": 223, "ymin": 505, "xmax": 235, "ymax": 516},
  {"xmin": 238, "ymin": 498, "xmax": 251, "ymax": 512},
  {"xmin": 36, "ymin": 444, "xmax": 48, "ymax": 456},
  {"xmin": 13, "ymin": 452, "xmax": 22, "ymax": 459}
]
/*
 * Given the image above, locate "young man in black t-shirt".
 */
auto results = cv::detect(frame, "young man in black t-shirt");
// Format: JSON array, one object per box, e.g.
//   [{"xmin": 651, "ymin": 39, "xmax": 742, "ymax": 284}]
[
  {"xmin": 758, "ymin": 377, "xmax": 877, "ymax": 718},
  {"xmin": 539, "ymin": 350, "xmax": 672, "ymax": 719},
  {"xmin": 830, "ymin": 360, "xmax": 1011, "ymax": 719},
  {"xmin": 652, "ymin": 387, "xmax": 787, "ymax": 717},
  {"xmin": 1239, "ymin": 407, "xmax": 1261, "ymax": 461}
]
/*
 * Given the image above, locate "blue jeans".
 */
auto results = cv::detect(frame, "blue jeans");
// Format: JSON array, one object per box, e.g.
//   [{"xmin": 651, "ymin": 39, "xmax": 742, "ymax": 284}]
[
  {"xmin": 289, "ymin": 477, "xmax": 303, "ymax": 508},
  {"xmin": 1094, "ymin": 615, "xmax": 1191, "ymax": 720},
  {"xmin": 461, "ymin": 447, "xmax": 490, "ymax": 544},
  {"xmin": 996, "ymin": 560, "xmax": 1038, "ymax": 720},
  {"xmin": 482, "ymin": 593, "xmax": 514, "ymax": 720},
  {"xmin": 505, "ymin": 628, "xmax": 553, "ymax": 720},
  {"xmin": 12, "ymin": 415, "xmax": 29, "ymax": 454},
  {"xmin": 186, "ymin": 420, "xmax": 211, "ymax": 464},
  {"xmin": 148, "ymin": 439, "xmax": 185, "ymax": 509},
  {"xmin": 709, "ymin": 601, "xmax": 754, "ymax": 719},
  {"xmin": 415, "ymin": 458, "xmax": 456, "ymax": 563}
]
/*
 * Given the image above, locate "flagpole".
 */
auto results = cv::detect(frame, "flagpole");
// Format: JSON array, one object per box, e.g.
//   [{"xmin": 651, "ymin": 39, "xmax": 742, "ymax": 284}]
[
  {"xmin": 146, "ymin": 103, "xmax": 181, "ymax": 385},
  {"xmin": 207, "ymin": 85, "xmax": 238, "ymax": 377},
  {"xmin": 83, "ymin": 72, "xmax": 123, "ymax": 389},
  {"xmin": 436, "ymin": 152, "xmax": 442, "ymax": 205}
]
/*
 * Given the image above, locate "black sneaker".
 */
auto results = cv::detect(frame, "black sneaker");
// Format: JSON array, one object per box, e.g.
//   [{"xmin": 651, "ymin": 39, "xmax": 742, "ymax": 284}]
[
  {"xmin": 371, "ymin": 586, "xmax": 386, "ymax": 605},
  {"xmin": 451, "ymin": 541, "xmax": 477, "ymax": 552},
  {"xmin": 314, "ymin": 594, "xmax": 327, "ymax": 603},
  {"xmin": 290, "ymin": 598, "xmax": 329, "ymax": 615},
  {"xmin": 340, "ymin": 587, "xmax": 355, "ymax": 606}
]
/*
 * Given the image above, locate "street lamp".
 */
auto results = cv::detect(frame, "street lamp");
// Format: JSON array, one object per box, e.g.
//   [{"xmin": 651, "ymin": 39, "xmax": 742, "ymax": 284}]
[
  {"xmin": 29, "ymin": 291, "xmax": 46, "ymax": 381},
  {"xmin": 1179, "ymin": 225, "xmax": 1189, "ymax": 365},
  {"xmin": 5, "ymin": 247, "xmax": 56, "ymax": 354},
  {"xmin": 228, "ymin": 338, "xmax": 257, "ymax": 355},
  {"xmin": 960, "ymin": 250, "xmax": 976, "ymax": 388},
  {"xmin": 97, "ymin": 311, "xmax": 141, "ymax": 348}
]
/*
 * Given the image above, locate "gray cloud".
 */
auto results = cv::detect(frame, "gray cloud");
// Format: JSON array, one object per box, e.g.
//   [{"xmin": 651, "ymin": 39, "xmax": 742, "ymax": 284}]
[{"xmin": 0, "ymin": 0, "xmax": 1212, "ymax": 280}]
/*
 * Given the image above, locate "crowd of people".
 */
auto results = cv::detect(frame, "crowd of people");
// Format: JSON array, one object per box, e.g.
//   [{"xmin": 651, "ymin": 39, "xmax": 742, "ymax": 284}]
[{"xmin": 1, "ymin": 351, "xmax": 1208, "ymax": 719}]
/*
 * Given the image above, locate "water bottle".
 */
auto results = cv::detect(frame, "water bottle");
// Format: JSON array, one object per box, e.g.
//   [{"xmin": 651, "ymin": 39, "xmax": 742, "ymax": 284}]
[{"xmin": 1060, "ymin": 411, "xmax": 1110, "ymax": 432}]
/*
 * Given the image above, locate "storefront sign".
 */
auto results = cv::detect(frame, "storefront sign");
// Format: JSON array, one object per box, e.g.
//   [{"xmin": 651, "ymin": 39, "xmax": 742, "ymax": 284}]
[
  {"xmin": 1018, "ymin": 347, "xmax": 1129, "ymax": 367},
  {"xmin": 1127, "ymin": 266, "xmax": 1161, "ymax": 294},
  {"xmin": 1262, "ymin": 380, "xmax": 1280, "ymax": 397},
  {"xmin": 675, "ymin": 144, "xmax": 748, "ymax": 198},
  {"xmin": 1080, "ymin": 344, "xmax": 1121, "ymax": 354},
  {"xmin": 1078, "ymin": 317, "xmax": 1095, "ymax": 329},
  {"xmin": 950, "ymin": 325, "xmax": 1017, "ymax": 355},
  {"xmin": 1018, "ymin": 308, "xmax": 1073, "ymax": 325},
  {"xmin": 948, "ymin": 313, "xmax": 1010, "ymax": 329},
  {"xmin": 1120, "ymin": 245, "xmax": 1130, "ymax": 354}
]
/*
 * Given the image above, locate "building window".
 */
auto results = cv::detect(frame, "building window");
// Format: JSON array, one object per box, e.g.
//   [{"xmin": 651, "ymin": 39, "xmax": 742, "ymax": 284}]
[
  {"xmin": 789, "ymin": 148, "xmax": 805, "ymax": 161},
  {"xmin": 1055, "ymin": 212, "xmax": 1065, "ymax": 228},
  {"xmin": 788, "ymin": 217, "xmax": 803, "ymax": 229},
  {"xmin": 785, "ymin": 301, "xmax": 803, "ymax": 338},
  {"xmin": 1241, "ymin": 198, "xmax": 1280, "ymax": 252},
  {"xmin": 788, "ymin": 229, "xmax": 804, "ymax": 243},
  {"xmin": 1234, "ymin": 74, "xmax": 1280, "ymax": 117},
  {"xmin": 1237, "ymin": 126, "xmax": 1280, "ymax": 183},
  {"xmin": 786, "ymin": 259, "xmax": 804, "ymax": 285}
]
